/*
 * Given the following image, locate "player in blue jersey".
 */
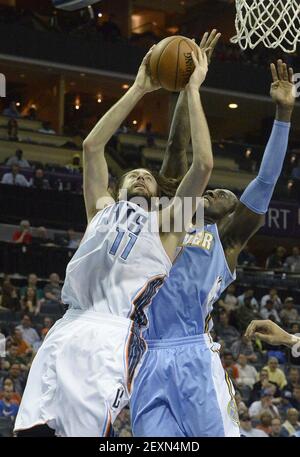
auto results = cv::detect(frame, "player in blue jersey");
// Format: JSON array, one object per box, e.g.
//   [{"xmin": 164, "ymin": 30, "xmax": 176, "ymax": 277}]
[{"xmin": 130, "ymin": 58, "xmax": 296, "ymax": 436}]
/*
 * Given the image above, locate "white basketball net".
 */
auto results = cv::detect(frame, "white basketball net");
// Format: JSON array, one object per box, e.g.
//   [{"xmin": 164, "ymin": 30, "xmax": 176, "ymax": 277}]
[{"xmin": 231, "ymin": 0, "xmax": 300, "ymax": 53}]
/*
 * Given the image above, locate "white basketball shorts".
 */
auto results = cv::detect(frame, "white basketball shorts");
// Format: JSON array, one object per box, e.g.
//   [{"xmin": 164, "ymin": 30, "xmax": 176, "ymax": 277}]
[{"xmin": 14, "ymin": 308, "xmax": 146, "ymax": 437}]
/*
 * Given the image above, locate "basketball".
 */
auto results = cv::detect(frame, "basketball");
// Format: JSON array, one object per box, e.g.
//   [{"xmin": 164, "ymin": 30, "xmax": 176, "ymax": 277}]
[{"xmin": 149, "ymin": 36, "xmax": 198, "ymax": 92}]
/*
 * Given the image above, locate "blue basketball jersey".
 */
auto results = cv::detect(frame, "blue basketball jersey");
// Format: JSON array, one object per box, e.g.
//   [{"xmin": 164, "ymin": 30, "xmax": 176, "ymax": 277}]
[{"xmin": 144, "ymin": 223, "xmax": 236, "ymax": 339}]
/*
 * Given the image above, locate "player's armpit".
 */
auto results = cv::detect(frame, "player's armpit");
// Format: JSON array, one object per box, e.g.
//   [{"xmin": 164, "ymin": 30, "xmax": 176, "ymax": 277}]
[
  {"xmin": 219, "ymin": 202, "xmax": 265, "ymax": 273},
  {"xmin": 83, "ymin": 143, "xmax": 115, "ymax": 224}
]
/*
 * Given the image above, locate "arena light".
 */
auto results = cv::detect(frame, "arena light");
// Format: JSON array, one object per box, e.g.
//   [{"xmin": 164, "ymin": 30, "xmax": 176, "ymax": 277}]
[
  {"xmin": 132, "ymin": 120, "xmax": 137, "ymax": 125},
  {"xmin": 97, "ymin": 94, "xmax": 102, "ymax": 103},
  {"xmin": 98, "ymin": 12, "xmax": 102, "ymax": 18},
  {"xmin": 229, "ymin": 103, "xmax": 238, "ymax": 109},
  {"xmin": 122, "ymin": 84, "xmax": 130, "ymax": 90},
  {"xmin": 75, "ymin": 96, "xmax": 81, "ymax": 110},
  {"xmin": 16, "ymin": 102, "xmax": 21, "ymax": 107}
]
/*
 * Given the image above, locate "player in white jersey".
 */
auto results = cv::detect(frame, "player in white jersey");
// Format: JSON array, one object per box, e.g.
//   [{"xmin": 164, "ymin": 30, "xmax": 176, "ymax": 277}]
[{"xmin": 14, "ymin": 43, "xmax": 214, "ymax": 437}]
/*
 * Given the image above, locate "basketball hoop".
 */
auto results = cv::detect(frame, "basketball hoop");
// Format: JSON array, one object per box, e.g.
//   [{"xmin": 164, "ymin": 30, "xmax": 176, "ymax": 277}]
[{"xmin": 231, "ymin": 0, "xmax": 300, "ymax": 53}]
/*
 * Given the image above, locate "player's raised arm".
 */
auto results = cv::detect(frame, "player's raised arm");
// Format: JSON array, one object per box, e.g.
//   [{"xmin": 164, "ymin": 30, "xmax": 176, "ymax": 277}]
[
  {"xmin": 82, "ymin": 47, "xmax": 160, "ymax": 223},
  {"xmin": 219, "ymin": 59, "xmax": 295, "ymax": 272},
  {"xmin": 160, "ymin": 49, "xmax": 213, "ymax": 256},
  {"xmin": 160, "ymin": 30, "xmax": 221, "ymax": 180}
]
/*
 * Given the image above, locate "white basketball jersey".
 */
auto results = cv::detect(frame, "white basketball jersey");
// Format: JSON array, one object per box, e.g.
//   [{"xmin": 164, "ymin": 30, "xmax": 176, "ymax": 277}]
[{"xmin": 62, "ymin": 201, "xmax": 172, "ymax": 325}]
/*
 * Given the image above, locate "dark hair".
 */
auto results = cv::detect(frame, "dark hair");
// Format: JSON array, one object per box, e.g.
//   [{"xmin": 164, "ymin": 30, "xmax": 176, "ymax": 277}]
[{"xmin": 114, "ymin": 169, "xmax": 182, "ymax": 200}]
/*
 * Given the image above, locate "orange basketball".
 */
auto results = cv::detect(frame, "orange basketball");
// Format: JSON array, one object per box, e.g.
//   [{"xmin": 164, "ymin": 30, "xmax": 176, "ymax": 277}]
[{"xmin": 149, "ymin": 36, "xmax": 198, "ymax": 92}]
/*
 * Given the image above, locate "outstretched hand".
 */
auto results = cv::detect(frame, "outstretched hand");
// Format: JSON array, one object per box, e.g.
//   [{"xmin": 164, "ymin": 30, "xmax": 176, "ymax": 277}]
[
  {"xmin": 199, "ymin": 29, "xmax": 221, "ymax": 64},
  {"xmin": 270, "ymin": 59, "xmax": 295, "ymax": 110},
  {"xmin": 245, "ymin": 319, "xmax": 294, "ymax": 347},
  {"xmin": 134, "ymin": 45, "xmax": 161, "ymax": 94}
]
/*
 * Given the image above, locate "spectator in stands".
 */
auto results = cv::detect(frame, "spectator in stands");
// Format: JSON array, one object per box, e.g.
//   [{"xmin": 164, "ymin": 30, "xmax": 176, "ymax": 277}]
[
  {"xmin": 113, "ymin": 407, "xmax": 132, "ymax": 437},
  {"xmin": 231, "ymin": 334, "xmax": 257, "ymax": 363},
  {"xmin": 6, "ymin": 149, "xmax": 30, "ymax": 168},
  {"xmin": 38, "ymin": 121, "xmax": 56, "ymax": 135},
  {"xmin": 20, "ymin": 288, "xmax": 41, "ymax": 316},
  {"xmin": 9, "ymin": 329, "xmax": 32, "ymax": 358},
  {"xmin": 214, "ymin": 310, "xmax": 240, "ymax": 348},
  {"xmin": 291, "ymin": 322, "xmax": 300, "ymax": 334},
  {"xmin": 41, "ymin": 316, "xmax": 54, "ymax": 338},
  {"xmin": 1, "ymin": 164, "xmax": 30, "ymax": 187},
  {"xmin": 237, "ymin": 288, "xmax": 259, "ymax": 310},
  {"xmin": 235, "ymin": 390, "xmax": 247, "ymax": 415},
  {"xmin": 0, "ymin": 378, "xmax": 21, "ymax": 405},
  {"xmin": 30, "ymin": 168, "xmax": 50, "ymax": 190},
  {"xmin": 7, "ymin": 364, "xmax": 25, "ymax": 395},
  {"xmin": 12, "ymin": 220, "xmax": 32, "ymax": 245},
  {"xmin": 4, "ymin": 343, "xmax": 26, "ymax": 369},
  {"xmin": 291, "ymin": 385, "xmax": 300, "ymax": 411},
  {"xmin": 100, "ymin": 14, "xmax": 121, "ymax": 42},
  {"xmin": 263, "ymin": 357, "xmax": 287, "ymax": 390},
  {"xmin": 234, "ymin": 295, "xmax": 261, "ymax": 332},
  {"xmin": 66, "ymin": 154, "xmax": 82, "ymax": 173},
  {"xmin": 66, "ymin": 228, "xmax": 80, "ymax": 249},
  {"xmin": 0, "ymin": 278, "xmax": 20, "ymax": 312},
  {"xmin": 43, "ymin": 273, "xmax": 62, "ymax": 306},
  {"xmin": 222, "ymin": 350, "xmax": 239, "ymax": 382},
  {"xmin": 285, "ymin": 367, "xmax": 300, "ymax": 392},
  {"xmin": 266, "ymin": 246, "xmax": 287, "ymax": 269},
  {"xmin": 16, "ymin": 315, "xmax": 40, "ymax": 347},
  {"xmin": 7, "ymin": 118, "xmax": 18, "ymax": 141},
  {"xmin": 218, "ymin": 284, "xmax": 238, "ymax": 313},
  {"xmin": 239, "ymin": 412, "xmax": 269, "ymax": 437},
  {"xmin": 281, "ymin": 408, "xmax": 300, "ymax": 437},
  {"xmin": 20, "ymin": 274, "xmax": 43, "ymax": 301},
  {"xmin": 280, "ymin": 297, "xmax": 299, "ymax": 326},
  {"xmin": 284, "ymin": 246, "xmax": 300, "ymax": 272},
  {"xmin": 249, "ymin": 388, "xmax": 279, "ymax": 419},
  {"xmin": 291, "ymin": 158, "xmax": 300, "ymax": 180},
  {"xmin": 269, "ymin": 417, "xmax": 285, "ymax": 437},
  {"xmin": 278, "ymin": 390, "xmax": 294, "ymax": 418},
  {"xmin": 260, "ymin": 299, "xmax": 281, "ymax": 324},
  {"xmin": 250, "ymin": 368, "xmax": 281, "ymax": 403},
  {"xmin": 0, "ymin": 386, "xmax": 19, "ymax": 420},
  {"xmin": 139, "ymin": 122, "xmax": 155, "ymax": 147},
  {"xmin": 261, "ymin": 288, "xmax": 282, "ymax": 311},
  {"xmin": 238, "ymin": 244, "xmax": 257, "ymax": 267},
  {"xmin": 25, "ymin": 106, "xmax": 37, "ymax": 121},
  {"xmin": 256, "ymin": 411, "xmax": 273, "ymax": 435},
  {"xmin": 31, "ymin": 226, "xmax": 54, "ymax": 246},
  {"xmin": 2, "ymin": 101, "xmax": 20, "ymax": 118},
  {"xmin": 236, "ymin": 354, "xmax": 258, "ymax": 389}
]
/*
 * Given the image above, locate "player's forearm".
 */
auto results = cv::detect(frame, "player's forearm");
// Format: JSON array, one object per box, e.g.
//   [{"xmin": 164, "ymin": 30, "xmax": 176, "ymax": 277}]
[
  {"xmin": 239, "ymin": 119, "xmax": 290, "ymax": 214},
  {"xmin": 83, "ymin": 84, "xmax": 145, "ymax": 152},
  {"xmin": 160, "ymin": 91, "xmax": 190, "ymax": 178},
  {"xmin": 187, "ymin": 87, "xmax": 213, "ymax": 172}
]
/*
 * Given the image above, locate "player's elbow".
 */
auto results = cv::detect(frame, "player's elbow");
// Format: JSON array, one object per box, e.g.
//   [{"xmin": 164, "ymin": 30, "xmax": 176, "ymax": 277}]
[
  {"xmin": 193, "ymin": 156, "xmax": 214, "ymax": 175},
  {"xmin": 83, "ymin": 136, "xmax": 105, "ymax": 154}
]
